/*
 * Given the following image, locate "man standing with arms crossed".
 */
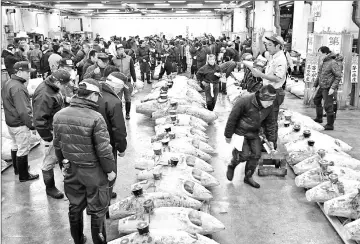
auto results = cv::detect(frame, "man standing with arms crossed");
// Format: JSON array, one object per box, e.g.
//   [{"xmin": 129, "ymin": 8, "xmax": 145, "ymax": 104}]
[{"xmin": 53, "ymin": 78, "xmax": 116, "ymax": 244}]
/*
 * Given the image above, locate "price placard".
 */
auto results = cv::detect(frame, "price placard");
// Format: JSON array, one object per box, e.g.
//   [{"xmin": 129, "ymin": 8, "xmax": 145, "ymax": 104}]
[
  {"xmin": 312, "ymin": 1, "xmax": 322, "ymax": 17},
  {"xmin": 326, "ymin": 34, "xmax": 342, "ymax": 54},
  {"xmin": 304, "ymin": 54, "xmax": 319, "ymax": 83},
  {"xmin": 351, "ymin": 55, "xmax": 359, "ymax": 84},
  {"xmin": 308, "ymin": 34, "xmax": 314, "ymax": 53}
]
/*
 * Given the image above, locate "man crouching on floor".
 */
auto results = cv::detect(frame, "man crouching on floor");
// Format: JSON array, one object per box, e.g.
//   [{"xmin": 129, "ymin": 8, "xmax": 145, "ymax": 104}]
[{"xmin": 224, "ymin": 84, "xmax": 277, "ymax": 188}]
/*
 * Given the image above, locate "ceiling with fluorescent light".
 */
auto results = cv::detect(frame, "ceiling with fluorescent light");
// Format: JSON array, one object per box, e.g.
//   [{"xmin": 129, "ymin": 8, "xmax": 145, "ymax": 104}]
[{"xmin": 2, "ymin": 0, "xmax": 250, "ymax": 16}]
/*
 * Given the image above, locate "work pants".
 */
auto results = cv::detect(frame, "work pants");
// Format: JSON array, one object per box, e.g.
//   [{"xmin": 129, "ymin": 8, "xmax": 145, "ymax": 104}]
[
  {"xmin": 159, "ymin": 61, "xmax": 173, "ymax": 78},
  {"xmin": 7, "ymin": 125, "xmax": 31, "ymax": 156},
  {"xmin": 273, "ymin": 88, "xmax": 285, "ymax": 147},
  {"xmin": 230, "ymin": 136, "xmax": 262, "ymax": 173},
  {"xmin": 118, "ymin": 80, "xmax": 133, "ymax": 102},
  {"xmin": 204, "ymin": 83, "xmax": 219, "ymax": 111},
  {"xmin": 313, "ymin": 87, "xmax": 335, "ymax": 114}
]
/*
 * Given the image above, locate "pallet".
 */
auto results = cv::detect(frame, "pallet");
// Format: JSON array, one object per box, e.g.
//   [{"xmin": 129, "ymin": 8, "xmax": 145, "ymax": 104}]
[
  {"xmin": 317, "ymin": 203, "xmax": 360, "ymax": 244},
  {"xmin": 258, "ymin": 144, "xmax": 288, "ymax": 177}
]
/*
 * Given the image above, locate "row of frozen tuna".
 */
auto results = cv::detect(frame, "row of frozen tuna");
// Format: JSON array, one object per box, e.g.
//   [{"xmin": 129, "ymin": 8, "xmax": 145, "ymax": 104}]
[
  {"xmin": 225, "ymin": 71, "xmax": 360, "ymax": 241},
  {"xmin": 108, "ymin": 76, "xmax": 224, "ymax": 244}
]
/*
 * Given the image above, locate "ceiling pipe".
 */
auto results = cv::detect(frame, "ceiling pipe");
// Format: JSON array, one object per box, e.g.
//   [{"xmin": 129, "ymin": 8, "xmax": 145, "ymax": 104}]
[{"xmin": 274, "ymin": 0, "xmax": 281, "ymax": 35}]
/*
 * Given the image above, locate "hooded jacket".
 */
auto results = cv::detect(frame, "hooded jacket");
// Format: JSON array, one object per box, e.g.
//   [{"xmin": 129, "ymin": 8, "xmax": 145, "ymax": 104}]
[
  {"xmin": 2, "ymin": 75, "xmax": 35, "ymax": 129},
  {"xmin": 314, "ymin": 52, "xmax": 343, "ymax": 90},
  {"xmin": 53, "ymin": 95, "xmax": 115, "ymax": 173},
  {"xmin": 97, "ymin": 83, "xmax": 127, "ymax": 153},
  {"xmin": 224, "ymin": 93, "xmax": 276, "ymax": 142},
  {"xmin": 32, "ymin": 78, "xmax": 64, "ymax": 142}
]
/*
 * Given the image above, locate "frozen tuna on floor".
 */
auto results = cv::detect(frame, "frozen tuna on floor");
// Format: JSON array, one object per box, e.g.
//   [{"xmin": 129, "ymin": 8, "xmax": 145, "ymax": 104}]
[
  {"xmin": 155, "ymin": 114, "xmax": 208, "ymax": 131},
  {"xmin": 117, "ymin": 207, "xmax": 225, "ymax": 235},
  {"xmin": 278, "ymin": 109, "xmax": 324, "ymax": 131},
  {"xmin": 152, "ymin": 105, "xmax": 218, "ymax": 123},
  {"xmin": 154, "ymin": 124, "xmax": 209, "ymax": 141},
  {"xmin": 324, "ymin": 190, "xmax": 360, "ymax": 219},
  {"xmin": 151, "ymin": 137, "xmax": 214, "ymax": 154},
  {"xmin": 345, "ymin": 218, "xmax": 360, "ymax": 241},
  {"xmin": 108, "ymin": 191, "xmax": 202, "ymax": 220}
]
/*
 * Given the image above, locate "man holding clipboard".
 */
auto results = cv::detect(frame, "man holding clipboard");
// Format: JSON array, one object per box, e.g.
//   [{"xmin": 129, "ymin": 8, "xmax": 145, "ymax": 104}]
[{"xmin": 224, "ymin": 85, "xmax": 277, "ymax": 188}]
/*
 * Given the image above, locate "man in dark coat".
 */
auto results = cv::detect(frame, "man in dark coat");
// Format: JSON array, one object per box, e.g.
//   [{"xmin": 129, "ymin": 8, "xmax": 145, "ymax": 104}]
[
  {"xmin": 136, "ymin": 40, "xmax": 151, "ymax": 84},
  {"xmin": 224, "ymin": 85, "xmax": 277, "ymax": 189},
  {"xmin": 4, "ymin": 45, "xmax": 27, "ymax": 76},
  {"xmin": 53, "ymin": 78, "xmax": 116, "ymax": 244},
  {"xmin": 32, "ymin": 70, "xmax": 71, "ymax": 199},
  {"xmin": 97, "ymin": 72, "xmax": 128, "ymax": 204},
  {"xmin": 158, "ymin": 42, "xmax": 177, "ymax": 80},
  {"xmin": 1, "ymin": 61, "xmax": 39, "ymax": 181},
  {"xmin": 40, "ymin": 44, "xmax": 53, "ymax": 78}
]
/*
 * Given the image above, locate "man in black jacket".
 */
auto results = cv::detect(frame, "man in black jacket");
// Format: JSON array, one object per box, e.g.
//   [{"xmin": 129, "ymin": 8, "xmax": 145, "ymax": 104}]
[
  {"xmin": 1, "ymin": 61, "xmax": 39, "ymax": 181},
  {"xmin": 32, "ymin": 70, "xmax": 71, "ymax": 199},
  {"xmin": 40, "ymin": 44, "xmax": 53, "ymax": 78},
  {"xmin": 158, "ymin": 42, "xmax": 177, "ymax": 80},
  {"xmin": 4, "ymin": 45, "xmax": 27, "ymax": 76},
  {"xmin": 53, "ymin": 78, "xmax": 116, "ymax": 244},
  {"xmin": 224, "ymin": 85, "xmax": 276, "ymax": 188},
  {"xmin": 98, "ymin": 72, "xmax": 128, "ymax": 203},
  {"xmin": 136, "ymin": 40, "xmax": 151, "ymax": 84}
]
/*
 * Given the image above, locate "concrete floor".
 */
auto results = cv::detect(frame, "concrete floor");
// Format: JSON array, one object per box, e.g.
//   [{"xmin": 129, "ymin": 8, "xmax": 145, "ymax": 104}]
[{"xmin": 2, "ymin": 79, "xmax": 359, "ymax": 244}]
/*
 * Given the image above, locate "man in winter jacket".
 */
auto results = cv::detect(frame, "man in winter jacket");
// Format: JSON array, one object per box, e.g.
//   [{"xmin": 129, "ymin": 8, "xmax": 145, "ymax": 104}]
[
  {"xmin": 196, "ymin": 54, "xmax": 222, "ymax": 111},
  {"xmin": 2, "ymin": 44, "xmax": 15, "ymax": 61},
  {"xmin": 112, "ymin": 44, "xmax": 137, "ymax": 119},
  {"xmin": 136, "ymin": 40, "xmax": 151, "ymax": 84},
  {"xmin": 27, "ymin": 44, "xmax": 42, "ymax": 78},
  {"xmin": 61, "ymin": 42, "xmax": 75, "ymax": 60},
  {"xmin": 2, "ymin": 61, "xmax": 39, "ymax": 182},
  {"xmin": 158, "ymin": 42, "xmax": 177, "ymax": 80},
  {"xmin": 74, "ymin": 43, "xmax": 91, "ymax": 76},
  {"xmin": 53, "ymin": 78, "xmax": 116, "ymax": 244},
  {"xmin": 84, "ymin": 53, "xmax": 110, "ymax": 81},
  {"xmin": 98, "ymin": 72, "xmax": 128, "ymax": 204},
  {"xmin": 196, "ymin": 42, "xmax": 211, "ymax": 70},
  {"xmin": 81, "ymin": 50, "xmax": 98, "ymax": 80},
  {"xmin": 313, "ymin": 46, "xmax": 342, "ymax": 130},
  {"xmin": 224, "ymin": 85, "xmax": 277, "ymax": 188},
  {"xmin": 224, "ymin": 42, "xmax": 240, "ymax": 62},
  {"xmin": 40, "ymin": 44, "xmax": 53, "ymax": 78},
  {"xmin": 32, "ymin": 70, "xmax": 71, "ymax": 199},
  {"xmin": 4, "ymin": 45, "xmax": 27, "ymax": 76}
]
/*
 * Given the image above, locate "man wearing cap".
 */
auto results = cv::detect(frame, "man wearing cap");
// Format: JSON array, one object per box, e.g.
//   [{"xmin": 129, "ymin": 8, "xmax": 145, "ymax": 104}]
[
  {"xmin": 98, "ymin": 72, "xmax": 128, "ymax": 203},
  {"xmin": 61, "ymin": 42, "xmax": 75, "ymax": 60},
  {"xmin": 48, "ymin": 44, "xmax": 63, "ymax": 73},
  {"xmin": 224, "ymin": 84, "xmax": 277, "ymax": 188},
  {"xmin": 136, "ymin": 40, "xmax": 151, "ymax": 84},
  {"xmin": 84, "ymin": 53, "xmax": 110, "ymax": 81},
  {"xmin": 251, "ymin": 34, "xmax": 287, "ymax": 148},
  {"xmin": 4, "ymin": 44, "xmax": 28, "ymax": 77},
  {"xmin": 53, "ymin": 78, "xmax": 116, "ymax": 244},
  {"xmin": 158, "ymin": 42, "xmax": 177, "ymax": 80},
  {"xmin": 2, "ymin": 61, "xmax": 39, "ymax": 182},
  {"xmin": 112, "ymin": 44, "xmax": 137, "ymax": 120},
  {"xmin": 32, "ymin": 70, "xmax": 72, "ymax": 199},
  {"xmin": 40, "ymin": 44, "xmax": 53, "ymax": 78}
]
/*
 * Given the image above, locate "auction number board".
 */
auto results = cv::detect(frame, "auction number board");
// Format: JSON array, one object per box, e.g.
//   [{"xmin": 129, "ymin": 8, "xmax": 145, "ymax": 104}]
[{"xmin": 304, "ymin": 53, "xmax": 319, "ymax": 83}]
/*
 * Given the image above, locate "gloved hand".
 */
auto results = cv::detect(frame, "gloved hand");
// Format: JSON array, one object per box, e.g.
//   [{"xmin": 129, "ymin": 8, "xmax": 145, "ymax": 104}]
[
  {"xmin": 118, "ymin": 152, "xmax": 125, "ymax": 157},
  {"xmin": 225, "ymin": 137, "xmax": 231, "ymax": 144},
  {"xmin": 107, "ymin": 171, "xmax": 116, "ymax": 181},
  {"xmin": 94, "ymin": 67, "xmax": 100, "ymax": 74}
]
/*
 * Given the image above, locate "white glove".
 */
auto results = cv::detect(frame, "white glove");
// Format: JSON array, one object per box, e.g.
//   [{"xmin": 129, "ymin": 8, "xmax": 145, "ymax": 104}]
[{"xmin": 107, "ymin": 171, "xmax": 116, "ymax": 181}]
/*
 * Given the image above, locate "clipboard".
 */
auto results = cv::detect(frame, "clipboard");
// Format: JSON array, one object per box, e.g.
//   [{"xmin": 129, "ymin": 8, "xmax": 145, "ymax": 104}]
[{"xmin": 231, "ymin": 134, "xmax": 245, "ymax": 151}]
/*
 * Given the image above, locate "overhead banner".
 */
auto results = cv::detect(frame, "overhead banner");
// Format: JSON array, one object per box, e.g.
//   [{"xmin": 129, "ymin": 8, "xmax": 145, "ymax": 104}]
[{"xmin": 304, "ymin": 54, "xmax": 319, "ymax": 83}]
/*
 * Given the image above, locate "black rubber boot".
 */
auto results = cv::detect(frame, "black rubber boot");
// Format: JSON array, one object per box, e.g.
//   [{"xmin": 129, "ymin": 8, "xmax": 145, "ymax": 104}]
[
  {"xmin": 313, "ymin": 107, "xmax": 323, "ymax": 123},
  {"xmin": 146, "ymin": 72, "xmax": 151, "ymax": 84},
  {"xmin": 206, "ymin": 102, "xmax": 214, "ymax": 111},
  {"xmin": 141, "ymin": 73, "xmax": 145, "ymax": 83},
  {"xmin": 125, "ymin": 102, "xmax": 131, "ymax": 120},
  {"xmin": 11, "ymin": 150, "xmax": 18, "ymax": 175},
  {"xmin": 18, "ymin": 155, "xmax": 39, "ymax": 182},
  {"xmin": 91, "ymin": 216, "xmax": 107, "ymax": 244},
  {"xmin": 226, "ymin": 164, "xmax": 236, "ymax": 181},
  {"xmin": 221, "ymin": 82, "xmax": 227, "ymax": 94},
  {"xmin": 333, "ymin": 101, "xmax": 338, "ymax": 119},
  {"xmin": 43, "ymin": 169, "xmax": 64, "ymax": 199},
  {"xmin": 150, "ymin": 70, "xmax": 155, "ymax": 80},
  {"xmin": 69, "ymin": 212, "xmax": 87, "ymax": 244},
  {"xmin": 244, "ymin": 170, "xmax": 260, "ymax": 188},
  {"xmin": 324, "ymin": 114, "xmax": 335, "ymax": 130}
]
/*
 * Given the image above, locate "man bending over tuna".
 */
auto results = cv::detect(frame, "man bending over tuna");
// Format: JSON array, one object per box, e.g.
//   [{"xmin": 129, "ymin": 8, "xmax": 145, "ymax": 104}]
[{"xmin": 224, "ymin": 85, "xmax": 277, "ymax": 188}]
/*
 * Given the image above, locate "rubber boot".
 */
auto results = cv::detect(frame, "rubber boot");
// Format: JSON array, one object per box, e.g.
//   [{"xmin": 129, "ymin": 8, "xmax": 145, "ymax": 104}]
[
  {"xmin": 244, "ymin": 169, "xmax": 260, "ymax": 188},
  {"xmin": 141, "ymin": 73, "xmax": 145, "ymax": 83},
  {"xmin": 313, "ymin": 107, "xmax": 323, "ymax": 123},
  {"xmin": 11, "ymin": 150, "xmax": 18, "ymax": 175},
  {"xmin": 91, "ymin": 216, "xmax": 107, "ymax": 244},
  {"xmin": 221, "ymin": 82, "xmax": 227, "ymax": 95},
  {"xmin": 125, "ymin": 102, "xmax": 131, "ymax": 120},
  {"xmin": 226, "ymin": 164, "xmax": 236, "ymax": 181},
  {"xmin": 69, "ymin": 212, "xmax": 87, "ymax": 244},
  {"xmin": 18, "ymin": 155, "xmax": 39, "ymax": 182},
  {"xmin": 42, "ymin": 169, "xmax": 64, "ymax": 199},
  {"xmin": 150, "ymin": 70, "xmax": 155, "ymax": 80},
  {"xmin": 333, "ymin": 101, "xmax": 338, "ymax": 119},
  {"xmin": 206, "ymin": 102, "xmax": 213, "ymax": 111},
  {"xmin": 146, "ymin": 72, "xmax": 151, "ymax": 84},
  {"xmin": 324, "ymin": 114, "xmax": 335, "ymax": 130}
]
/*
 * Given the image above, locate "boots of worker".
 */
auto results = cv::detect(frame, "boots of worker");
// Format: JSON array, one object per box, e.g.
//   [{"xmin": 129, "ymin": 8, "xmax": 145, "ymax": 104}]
[
  {"xmin": 333, "ymin": 101, "xmax": 338, "ymax": 119},
  {"xmin": 11, "ymin": 150, "xmax": 18, "ymax": 175},
  {"xmin": 226, "ymin": 164, "xmax": 236, "ymax": 181},
  {"xmin": 91, "ymin": 216, "xmax": 107, "ymax": 244},
  {"xmin": 244, "ymin": 169, "xmax": 260, "ymax": 188},
  {"xmin": 42, "ymin": 169, "xmax": 64, "ymax": 199},
  {"xmin": 206, "ymin": 102, "xmax": 214, "ymax": 111},
  {"xmin": 221, "ymin": 82, "xmax": 227, "ymax": 95},
  {"xmin": 146, "ymin": 72, "xmax": 151, "ymax": 84},
  {"xmin": 69, "ymin": 212, "xmax": 87, "ymax": 244},
  {"xmin": 150, "ymin": 70, "xmax": 155, "ymax": 80},
  {"xmin": 313, "ymin": 107, "xmax": 323, "ymax": 123},
  {"xmin": 18, "ymin": 155, "xmax": 39, "ymax": 182},
  {"xmin": 324, "ymin": 114, "xmax": 335, "ymax": 131},
  {"xmin": 141, "ymin": 73, "xmax": 145, "ymax": 84},
  {"xmin": 125, "ymin": 102, "xmax": 131, "ymax": 120}
]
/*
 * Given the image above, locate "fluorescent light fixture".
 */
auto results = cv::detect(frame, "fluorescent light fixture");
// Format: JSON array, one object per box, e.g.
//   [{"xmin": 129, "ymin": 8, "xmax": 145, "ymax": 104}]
[
  {"xmin": 80, "ymin": 9, "xmax": 93, "ymax": 12},
  {"xmin": 88, "ymin": 3, "xmax": 104, "ymax": 7},
  {"xmin": 55, "ymin": 4, "xmax": 71, "ymax": 8},
  {"xmin": 205, "ymin": 1, "xmax": 223, "ymax": 2},
  {"xmin": 200, "ymin": 10, "xmax": 211, "ymax": 13},
  {"xmin": 127, "ymin": 4, "xmax": 137, "ymax": 7},
  {"xmin": 187, "ymin": 3, "xmax": 203, "ymax": 6},
  {"xmin": 154, "ymin": 3, "xmax": 170, "ymax": 6},
  {"xmin": 176, "ymin": 10, "xmax": 188, "ymax": 13},
  {"xmin": 106, "ymin": 9, "xmax": 120, "ymax": 12},
  {"xmin": 220, "ymin": 3, "xmax": 227, "ymax": 6},
  {"xmin": 168, "ymin": 1, "xmax": 186, "ymax": 2},
  {"xmin": 214, "ymin": 8, "xmax": 221, "ymax": 10}
]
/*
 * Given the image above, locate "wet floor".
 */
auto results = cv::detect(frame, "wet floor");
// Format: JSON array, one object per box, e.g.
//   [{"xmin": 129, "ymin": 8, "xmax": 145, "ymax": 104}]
[{"xmin": 2, "ymin": 78, "xmax": 359, "ymax": 244}]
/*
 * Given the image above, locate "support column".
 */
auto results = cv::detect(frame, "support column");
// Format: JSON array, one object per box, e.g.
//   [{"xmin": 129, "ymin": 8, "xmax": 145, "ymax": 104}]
[
  {"xmin": 233, "ymin": 7, "xmax": 247, "ymax": 41},
  {"xmin": 292, "ymin": 1, "xmax": 311, "ymax": 58},
  {"xmin": 253, "ymin": 1, "xmax": 274, "ymax": 56}
]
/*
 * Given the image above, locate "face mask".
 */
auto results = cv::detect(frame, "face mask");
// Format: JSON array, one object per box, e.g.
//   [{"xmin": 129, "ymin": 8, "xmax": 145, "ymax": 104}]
[{"xmin": 260, "ymin": 100, "xmax": 273, "ymax": 108}]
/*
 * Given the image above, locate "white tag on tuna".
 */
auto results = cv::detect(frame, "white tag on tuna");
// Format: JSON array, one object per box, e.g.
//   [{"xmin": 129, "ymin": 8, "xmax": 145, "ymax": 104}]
[
  {"xmin": 210, "ymin": 83, "xmax": 214, "ymax": 97},
  {"xmin": 231, "ymin": 134, "xmax": 244, "ymax": 151}
]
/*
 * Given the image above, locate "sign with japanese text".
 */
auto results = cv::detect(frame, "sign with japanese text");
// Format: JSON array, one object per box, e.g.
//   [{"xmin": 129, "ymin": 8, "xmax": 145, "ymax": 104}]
[
  {"xmin": 307, "ymin": 34, "xmax": 314, "ymax": 53},
  {"xmin": 304, "ymin": 54, "xmax": 319, "ymax": 83},
  {"xmin": 326, "ymin": 34, "xmax": 342, "ymax": 54},
  {"xmin": 312, "ymin": 1, "xmax": 322, "ymax": 18},
  {"xmin": 351, "ymin": 55, "xmax": 359, "ymax": 84}
]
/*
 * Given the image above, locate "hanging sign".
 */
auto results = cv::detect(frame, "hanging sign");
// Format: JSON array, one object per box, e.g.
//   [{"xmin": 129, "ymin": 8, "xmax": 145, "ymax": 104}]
[
  {"xmin": 312, "ymin": 1, "xmax": 322, "ymax": 18},
  {"xmin": 304, "ymin": 54, "xmax": 319, "ymax": 83},
  {"xmin": 186, "ymin": 26, "xmax": 189, "ymax": 39},
  {"xmin": 307, "ymin": 33, "xmax": 314, "ymax": 54},
  {"xmin": 351, "ymin": 55, "xmax": 359, "ymax": 84},
  {"xmin": 326, "ymin": 34, "xmax": 342, "ymax": 54}
]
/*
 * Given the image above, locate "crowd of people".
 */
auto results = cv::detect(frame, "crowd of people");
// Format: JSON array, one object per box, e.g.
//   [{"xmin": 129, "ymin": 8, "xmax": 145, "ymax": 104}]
[{"xmin": 1, "ymin": 29, "xmax": 343, "ymax": 244}]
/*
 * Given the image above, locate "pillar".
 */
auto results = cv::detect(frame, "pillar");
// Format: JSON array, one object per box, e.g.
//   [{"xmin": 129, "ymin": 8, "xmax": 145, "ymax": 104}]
[
  {"xmin": 233, "ymin": 7, "xmax": 247, "ymax": 41},
  {"xmin": 291, "ymin": 1, "xmax": 311, "ymax": 58},
  {"xmin": 253, "ymin": 1, "xmax": 274, "ymax": 56}
]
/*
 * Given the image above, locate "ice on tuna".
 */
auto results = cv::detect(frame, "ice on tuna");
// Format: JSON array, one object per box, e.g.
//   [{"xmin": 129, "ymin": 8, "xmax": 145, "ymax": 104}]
[{"xmin": 324, "ymin": 191, "xmax": 360, "ymax": 219}]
